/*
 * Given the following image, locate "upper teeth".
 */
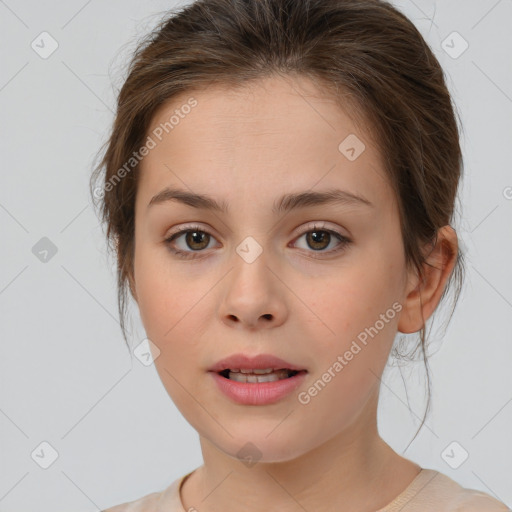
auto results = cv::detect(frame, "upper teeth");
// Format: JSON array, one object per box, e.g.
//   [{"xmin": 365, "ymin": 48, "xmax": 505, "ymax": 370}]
[{"xmin": 229, "ymin": 368, "xmax": 278, "ymax": 374}]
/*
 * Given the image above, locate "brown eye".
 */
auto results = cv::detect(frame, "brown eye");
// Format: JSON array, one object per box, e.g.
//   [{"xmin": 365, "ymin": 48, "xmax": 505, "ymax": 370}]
[
  {"xmin": 184, "ymin": 230, "xmax": 210, "ymax": 250},
  {"xmin": 165, "ymin": 223, "xmax": 351, "ymax": 261},
  {"xmin": 164, "ymin": 225, "xmax": 219, "ymax": 259},
  {"xmin": 293, "ymin": 224, "xmax": 352, "ymax": 257},
  {"xmin": 305, "ymin": 230, "xmax": 331, "ymax": 251}
]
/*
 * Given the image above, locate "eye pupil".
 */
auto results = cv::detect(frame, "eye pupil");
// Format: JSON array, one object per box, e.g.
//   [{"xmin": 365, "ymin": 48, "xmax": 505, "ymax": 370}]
[
  {"xmin": 307, "ymin": 230, "xmax": 330, "ymax": 250},
  {"xmin": 186, "ymin": 230, "xmax": 209, "ymax": 250},
  {"xmin": 167, "ymin": 225, "xmax": 347, "ymax": 259}
]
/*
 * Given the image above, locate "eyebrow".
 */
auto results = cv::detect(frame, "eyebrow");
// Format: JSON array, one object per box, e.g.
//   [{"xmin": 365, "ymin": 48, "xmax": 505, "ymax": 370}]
[{"xmin": 147, "ymin": 186, "xmax": 374, "ymax": 214}]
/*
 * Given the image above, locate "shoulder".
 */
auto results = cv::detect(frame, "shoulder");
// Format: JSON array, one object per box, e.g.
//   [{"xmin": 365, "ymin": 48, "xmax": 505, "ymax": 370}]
[
  {"xmin": 452, "ymin": 489, "xmax": 510, "ymax": 512},
  {"xmin": 100, "ymin": 471, "xmax": 192, "ymax": 512},
  {"xmin": 101, "ymin": 491, "xmax": 161, "ymax": 512},
  {"xmin": 425, "ymin": 470, "xmax": 509, "ymax": 511}
]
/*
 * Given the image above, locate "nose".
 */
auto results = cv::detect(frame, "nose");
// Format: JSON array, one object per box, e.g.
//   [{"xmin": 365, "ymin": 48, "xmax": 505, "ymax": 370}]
[{"xmin": 217, "ymin": 252, "xmax": 288, "ymax": 331}]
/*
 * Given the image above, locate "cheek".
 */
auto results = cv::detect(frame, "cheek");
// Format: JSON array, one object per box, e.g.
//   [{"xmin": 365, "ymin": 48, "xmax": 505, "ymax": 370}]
[
  {"xmin": 133, "ymin": 244, "xmax": 212, "ymax": 377},
  {"xmin": 306, "ymin": 263, "xmax": 401, "ymax": 338},
  {"xmin": 134, "ymin": 256, "xmax": 206, "ymax": 406},
  {"xmin": 299, "ymin": 247, "xmax": 404, "ymax": 390},
  {"xmin": 136, "ymin": 276, "xmax": 198, "ymax": 348},
  {"xmin": 133, "ymin": 243, "xmax": 188, "ymax": 342},
  {"xmin": 295, "ymin": 270, "xmax": 400, "ymax": 430}
]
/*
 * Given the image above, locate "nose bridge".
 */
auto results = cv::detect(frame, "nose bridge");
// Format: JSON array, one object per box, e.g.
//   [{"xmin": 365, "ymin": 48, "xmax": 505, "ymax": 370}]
[
  {"xmin": 218, "ymin": 234, "xmax": 288, "ymax": 329},
  {"xmin": 230, "ymin": 233, "xmax": 273, "ymax": 299}
]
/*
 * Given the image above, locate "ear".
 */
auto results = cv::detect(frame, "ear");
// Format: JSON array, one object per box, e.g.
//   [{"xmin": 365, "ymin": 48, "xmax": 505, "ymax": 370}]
[{"xmin": 397, "ymin": 225, "xmax": 458, "ymax": 334}]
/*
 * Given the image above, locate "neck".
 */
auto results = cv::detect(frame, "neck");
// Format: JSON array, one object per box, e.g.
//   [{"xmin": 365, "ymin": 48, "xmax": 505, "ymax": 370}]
[{"xmin": 180, "ymin": 393, "xmax": 421, "ymax": 512}]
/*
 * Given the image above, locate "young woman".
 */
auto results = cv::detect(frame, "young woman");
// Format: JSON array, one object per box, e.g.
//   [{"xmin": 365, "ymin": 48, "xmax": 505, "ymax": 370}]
[{"xmin": 92, "ymin": 0, "xmax": 510, "ymax": 510}]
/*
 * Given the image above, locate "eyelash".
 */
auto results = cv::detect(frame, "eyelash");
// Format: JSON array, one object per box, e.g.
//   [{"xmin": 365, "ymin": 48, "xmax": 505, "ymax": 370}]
[{"xmin": 164, "ymin": 223, "xmax": 352, "ymax": 260}]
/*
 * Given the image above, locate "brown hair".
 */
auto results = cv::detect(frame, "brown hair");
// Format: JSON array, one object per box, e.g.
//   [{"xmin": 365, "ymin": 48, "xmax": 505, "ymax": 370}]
[{"xmin": 90, "ymin": 0, "xmax": 466, "ymax": 442}]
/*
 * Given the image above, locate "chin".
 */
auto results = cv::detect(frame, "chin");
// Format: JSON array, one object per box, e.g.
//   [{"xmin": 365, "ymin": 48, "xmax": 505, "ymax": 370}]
[{"xmin": 208, "ymin": 426, "xmax": 311, "ymax": 465}]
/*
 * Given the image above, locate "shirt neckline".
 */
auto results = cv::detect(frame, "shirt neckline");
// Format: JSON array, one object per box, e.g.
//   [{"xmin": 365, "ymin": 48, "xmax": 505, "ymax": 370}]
[
  {"xmin": 376, "ymin": 468, "xmax": 442, "ymax": 511},
  {"xmin": 169, "ymin": 467, "xmax": 440, "ymax": 512}
]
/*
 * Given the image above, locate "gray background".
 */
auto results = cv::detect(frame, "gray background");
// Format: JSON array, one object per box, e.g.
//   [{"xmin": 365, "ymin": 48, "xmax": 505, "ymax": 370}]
[{"xmin": 1, "ymin": 0, "xmax": 511, "ymax": 510}]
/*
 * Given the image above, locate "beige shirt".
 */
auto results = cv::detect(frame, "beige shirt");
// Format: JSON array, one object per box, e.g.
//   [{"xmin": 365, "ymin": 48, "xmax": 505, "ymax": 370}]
[{"xmin": 102, "ymin": 467, "xmax": 510, "ymax": 511}]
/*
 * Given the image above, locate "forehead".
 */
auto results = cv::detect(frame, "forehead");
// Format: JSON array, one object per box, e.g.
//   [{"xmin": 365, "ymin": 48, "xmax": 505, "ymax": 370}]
[{"xmin": 137, "ymin": 75, "xmax": 393, "ymax": 212}]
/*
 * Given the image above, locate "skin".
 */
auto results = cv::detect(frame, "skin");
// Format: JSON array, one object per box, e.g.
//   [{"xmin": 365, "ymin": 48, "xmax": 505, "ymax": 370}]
[{"xmin": 129, "ymin": 74, "xmax": 458, "ymax": 512}]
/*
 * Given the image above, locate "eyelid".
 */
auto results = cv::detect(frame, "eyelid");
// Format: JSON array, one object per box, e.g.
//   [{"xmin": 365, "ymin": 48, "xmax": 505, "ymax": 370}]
[
  {"xmin": 292, "ymin": 220, "xmax": 348, "ymax": 239},
  {"xmin": 289, "ymin": 222, "xmax": 352, "ymax": 257},
  {"xmin": 165, "ymin": 220, "xmax": 350, "ymax": 238},
  {"xmin": 164, "ymin": 220, "xmax": 352, "ymax": 262},
  {"xmin": 165, "ymin": 222, "xmax": 217, "ymax": 238},
  {"xmin": 165, "ymin": 221, "xmax": 348, "ymax": 242}
]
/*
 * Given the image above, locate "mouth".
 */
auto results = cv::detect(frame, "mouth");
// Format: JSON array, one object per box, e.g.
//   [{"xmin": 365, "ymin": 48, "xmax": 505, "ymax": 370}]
[
  {"xmin": 216, "ymin": 368, "xmax": 305, "ymax": 383},
  {"xmin": 208, "ymin": 353, "xmax": 307, "ymax": 382},
  {"xmin": 210, "ymin": 367, "xmax": 308, "ymax": 405}
]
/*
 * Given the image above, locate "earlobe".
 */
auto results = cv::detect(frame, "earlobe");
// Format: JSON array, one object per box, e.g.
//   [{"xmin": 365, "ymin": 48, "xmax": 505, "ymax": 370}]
[{"xmin": 397, "ymin": 225, "xmax": 458, "ymax": 334}]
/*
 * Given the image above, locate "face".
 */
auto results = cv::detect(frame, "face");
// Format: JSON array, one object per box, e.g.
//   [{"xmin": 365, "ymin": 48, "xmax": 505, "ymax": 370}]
[{"xmin": 132, "ymin": 75, "xmax": 413, "ymax": 462}]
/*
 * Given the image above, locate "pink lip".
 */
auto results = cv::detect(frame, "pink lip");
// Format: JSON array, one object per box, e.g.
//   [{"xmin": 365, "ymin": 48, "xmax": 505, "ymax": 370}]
[
  {"xmin": 208, "ymin": 353, "xmax": 306, "ymax": 373},
  {"xmin": 210, "ymin": 371, "xmax": 308, "ymax": 405},
  {"xmin": 207, "ymin": 353, "xmax": 308, "ymax": 406}
]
